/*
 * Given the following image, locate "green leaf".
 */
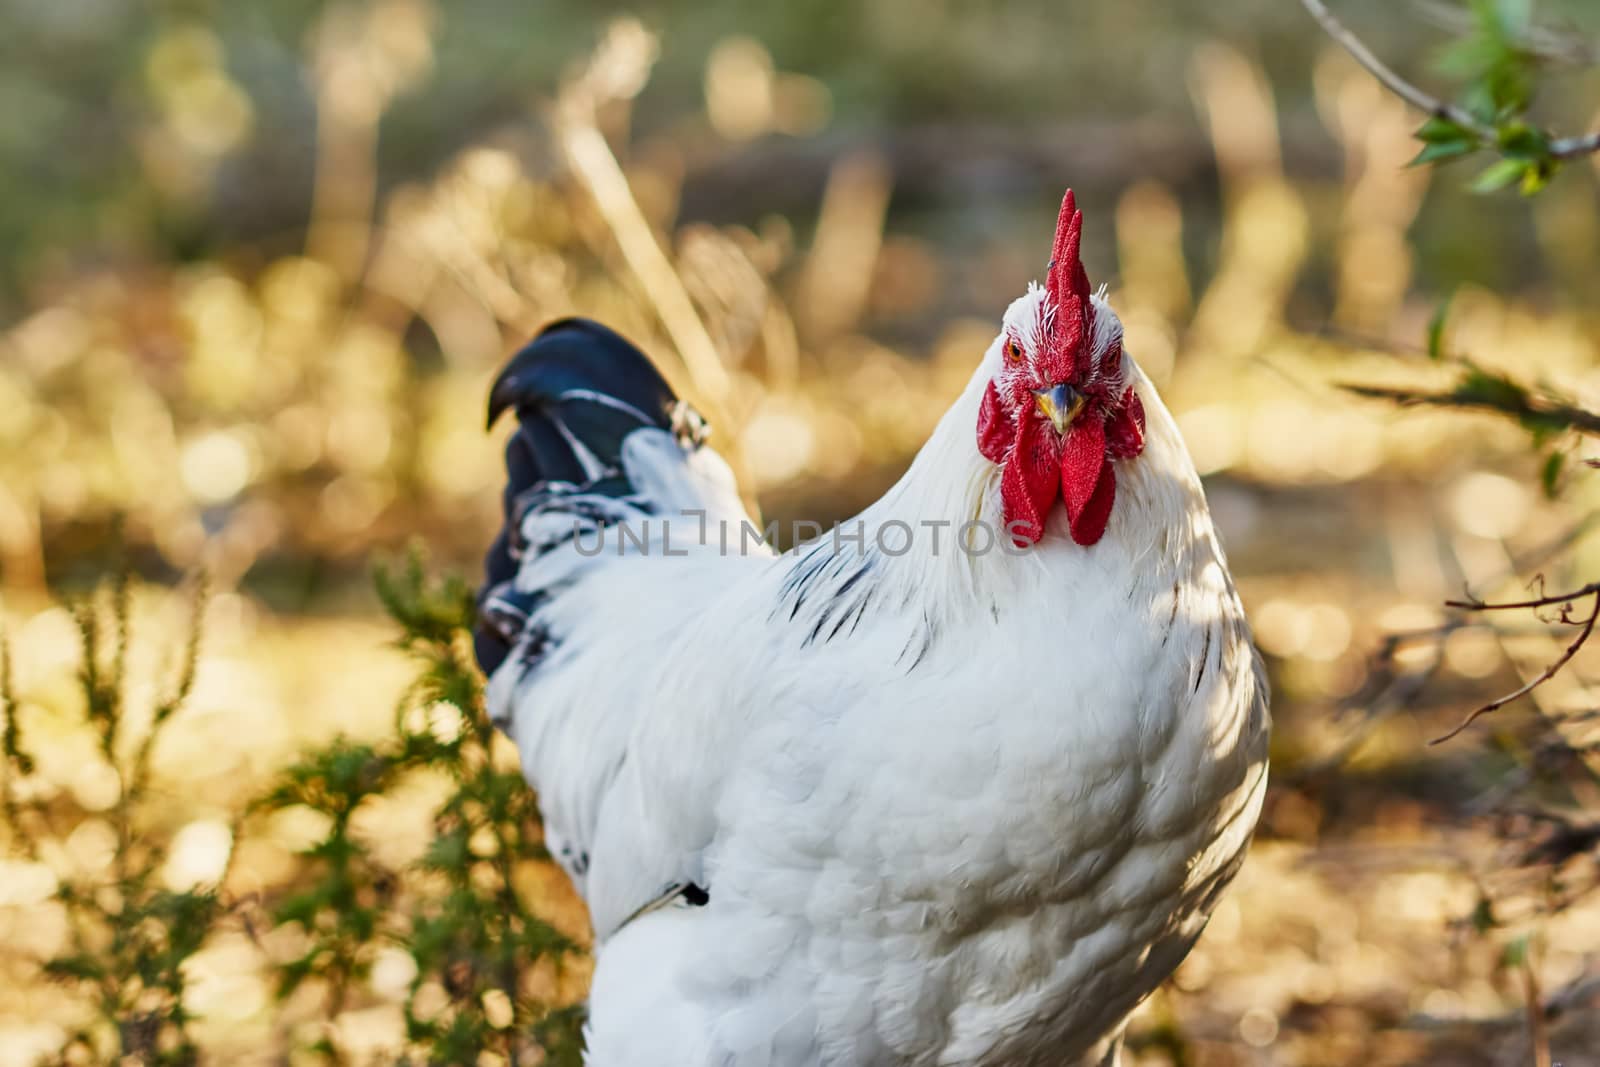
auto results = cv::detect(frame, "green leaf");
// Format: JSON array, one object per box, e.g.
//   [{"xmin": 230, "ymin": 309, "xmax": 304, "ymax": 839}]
[
  {"xmin": 1471, "ymin": 158, "xmax": 1529, "ymax": 193},
  {"xmin": 1457, "ymin": 80, "xmax": 1502, "ymax": 125},
  {"xmin": 1410, "ymin": 139, "xmax": 1477, "ymax": 167},
  {"xmin": 1466, "ymin": 0, "xmax": 1524, "ymax": 42},
  {"xmin": 1519, "ymin": 161, "xmax": 1558, "ymax": 196},
  {"xmin": 1502, "ymin": 934, "xmax": 1530, "ymax": 969},
  {"xmin": 1494, "ymin": 0, "xmax": 1532, "ymax": 35},
  {"xmin": 1455, "ymin": 367, "xmax": 1528, "ymax": 411},
  {"xmin": 1541, "ymin": 451, "xmax": 1565, "ymax": 498},
  {"xmin": 1484, "ymin": 63, "xmax": 1535, "ymax": 117},
  {"xmin": 1436, "ymin": 35, "xmax": 1505, "ymax": 80},
  {"xmin": 274, "ymin": 889, "xmax": 327, "ymax": 927},
  {"xmin": 1496, "ymin": 122, "xmax": 1551, "ymax": 161},
  {"xmin": 275, "ymin": 952, "xmax": 320, "ymax": 999},
  {"xmin": 43, "ymin": 954, "xmax": 107, "ymax": 982},
  {"xmin": 1416, "ymin": 116, "xmax": 1472, "ymax": 144},
  {"xmin": 423, "ymin": 828, "xmax": 471, "ymax": 871},
  {"xmin": 1427, "ymin": 295, "xmax": 1454, "ymax": 360}
]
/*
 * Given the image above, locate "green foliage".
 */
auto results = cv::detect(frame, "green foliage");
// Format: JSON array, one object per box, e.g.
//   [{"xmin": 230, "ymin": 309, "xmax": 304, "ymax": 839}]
[
  {"xmin": 1346, "ymin": 359, "xmax": 1592, "ymax": 504},
  {"xmin": 1, "ymin": 550, "xmax": 587, "ymax": 1063},
  {"xmin": 1, "ymin": 573, "xmax": 225, "ymax": 1065},
  {"xmin": 1405, "ymin": 0, "xmax": 1594, "ymax": 194},
  {"xmin": 1439, "ymin": 0, "xmax": 1537, "ymax": 120},
  {"xmin": 1348, "ymin": 362, "xmax": 1598, "ymax": 444},
  {"xmin": 255, "ymin": 545, "xmax": 586, "ymax": 1065},
  {"xmin": 1539, "ymin": 449, "xmax": 1565, "ymax": 498}
]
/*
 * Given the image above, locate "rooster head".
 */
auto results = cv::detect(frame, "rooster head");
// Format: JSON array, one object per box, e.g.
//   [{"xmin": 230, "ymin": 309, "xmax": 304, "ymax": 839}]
[{"xmin": 977, "ymin": 189, "xmax": 1146, "ymax": 547}]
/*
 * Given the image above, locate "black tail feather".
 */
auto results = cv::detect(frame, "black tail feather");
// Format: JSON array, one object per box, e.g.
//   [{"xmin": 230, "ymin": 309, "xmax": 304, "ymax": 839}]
[
  {"xmin": 475, "ymin": 318, "xmax": 684, "ymax": 677},
  {"xmin": 486, "ymin": 318, "xmax": 677, "ymax": 433}
]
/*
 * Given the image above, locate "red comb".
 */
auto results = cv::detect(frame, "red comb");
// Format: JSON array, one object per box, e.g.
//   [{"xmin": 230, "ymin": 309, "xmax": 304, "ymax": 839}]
[{"xmin": 1045, "ymin": 189, "xmax": 1094, "ymax": 376}]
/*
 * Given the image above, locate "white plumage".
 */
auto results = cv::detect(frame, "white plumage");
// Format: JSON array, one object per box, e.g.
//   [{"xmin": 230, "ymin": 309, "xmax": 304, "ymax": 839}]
[{"xmin": 476, "ymin": 193, "xmax": 1269, "ymax": 1066}]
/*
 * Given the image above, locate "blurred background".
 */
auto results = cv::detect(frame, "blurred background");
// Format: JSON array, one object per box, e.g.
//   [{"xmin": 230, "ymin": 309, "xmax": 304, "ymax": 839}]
[{"xmin": 2, "ymin": 0, "xmax": 1600, "ymax": 1063}]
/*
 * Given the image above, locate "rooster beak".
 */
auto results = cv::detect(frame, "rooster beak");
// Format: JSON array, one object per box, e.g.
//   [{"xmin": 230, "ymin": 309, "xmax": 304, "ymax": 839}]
[{"xmin": 1032, "ymin": 383, "xmax": 1085, "ymax": 435}]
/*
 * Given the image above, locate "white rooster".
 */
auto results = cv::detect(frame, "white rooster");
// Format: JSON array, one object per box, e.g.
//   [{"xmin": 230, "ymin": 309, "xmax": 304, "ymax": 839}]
[{"xmin": 475, "ymin": 190, "xmax": 1270, "ymax": 1066}]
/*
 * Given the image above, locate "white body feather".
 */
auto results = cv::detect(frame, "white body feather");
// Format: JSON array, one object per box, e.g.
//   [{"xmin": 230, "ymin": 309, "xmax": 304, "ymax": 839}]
[{"xmin": 488, "ymin": 292, "xmax": 1270, "ymax": 1066}]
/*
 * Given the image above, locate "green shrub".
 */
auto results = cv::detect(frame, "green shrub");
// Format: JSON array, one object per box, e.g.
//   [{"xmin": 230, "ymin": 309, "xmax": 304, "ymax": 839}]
[
  {"xmin": 1, "ymin": 573, "xmax": 218, "ymax": 1065},
  {"xmin": 257, "ymin": 550, "xmax": 586, "ymax": 1065},
  {"xmin": 0, "ymin": 553, "xmax": 588, "ymax": 1065}
]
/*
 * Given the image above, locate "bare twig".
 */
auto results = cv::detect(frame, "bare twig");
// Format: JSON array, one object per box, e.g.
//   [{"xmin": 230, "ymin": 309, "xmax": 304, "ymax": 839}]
[
  {"xmin": 1447, "ymin": 581, "xmax": 1600, "ymax": 614},
  {"xmin": 1550, "ymin": 131, "xmax": 1600, "ymax": 160},
  {"xmin": 1300, "ymin": 0, "xmax": 1600, "ymax": 161},
  {"xmin": 1432, "ymin": 588, "xmax": 1600, "ymax": 744},
  {"xmin": 1522, "ymin": 954, "xmax": 1552, "ymax": 1067},
  {"xmin": 1344, "ymin": 381, "xmax": 1600, "ymax": 437},
  {"xmin": 1544, "ymin": 970, "xmax": 1600, "ymax": 1018},
  {"xmin": 1300, "ymin": 0, "xmax": 1496, "ymax": 137}
]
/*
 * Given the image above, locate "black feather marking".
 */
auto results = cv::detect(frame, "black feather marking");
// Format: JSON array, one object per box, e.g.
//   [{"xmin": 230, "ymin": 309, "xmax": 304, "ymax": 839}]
[
  {"xmin": 847, "ymin": 590, "xmax": 873, "ymax": 636},
  {"xmin": 896, "ymin": 614, "xmax": 936, "ymax": 672},
  {"xmin": 805, "ymin": 608, "xmax": 834, "ymax": 648},
  {"xmin": 514, "ymin": 622, "xmax": 557, "ymax": 690},
  {"xmin": 480, "ymin": 586, "xmax": 547, "ymax": 644},
  {"xmin": 1161, "ymin": 583, "xmax": 1181, "ymax": 648},
  {"xmin": 905, "ymin": 625, "xmax": 933, "ymax": 674},
  {"xmin": 826, "ymin": 597, "xmax": 862, "ymax": 643},
  {"xmin": 682, "ymin": 883, "xmax": 709, "ymax": 906},
  {"xmin": 784, "ymin": 547, "xmax": 832, "ymax": 598},
  {"xmin": 834, "ymin": 561, "xmax": 873, "ymax": 599},
  {"xmin": 780, "ymin": 545, "xmax": 833, "ymax": 622},
  {"xmin": 804, "ymin": 561, "xmax": 878, "ymax": 646},
  {"xmin": 780, "ymin": 544, "xmax": 828, "ymax": 597},
  {"xmin": 1193, "ymin": 625, "xmax": 1213, "ymax": 693}
]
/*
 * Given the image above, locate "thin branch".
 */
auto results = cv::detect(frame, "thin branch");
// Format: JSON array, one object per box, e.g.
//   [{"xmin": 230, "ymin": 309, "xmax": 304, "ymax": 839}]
[
  {"xmin": 1523, "ymin": 954, "xmax": 1552, "ymax": 1067},
  {"xmin": 1432, "ymin": 589, "xmax": 1600, "ymax": 744},
  {"xmin": 1544, "ymin": 970, "xmax": 1600, "ymax": 1019},
  {"xmin": 1301, "ymin": 0, "xmax": 1600, "ymax": 161},
  {"xmin": 1550, "ymin": 131, "xmax": 1600, "ymax": 160},
  {"xmin": 1447, "ymin": 581, "xmax": 1600, "ymax": 613},
  {"xmin": 1344, "ymin": 382, "xmax": 1600, "ymax": 437},
  {"xmin": 1299, "ymin": 0, "xmax": 1496, "ymax": 138}
]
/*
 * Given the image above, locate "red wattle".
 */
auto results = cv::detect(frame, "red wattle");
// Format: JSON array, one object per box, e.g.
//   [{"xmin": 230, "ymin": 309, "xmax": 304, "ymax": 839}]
[
  {"xmin": 1059, "ymin": 418, "xmax": 1104, "ymax": 518},
  {"xmin": 1060, "ymin": 418, "xmax": 1114, "ymax": 546},
  {"xmin": 977, "ymin": 381, "xmax": 1012, "ymax": 465},
  {"xmin": 1067, "ymin": 460, "xmax": 1116, "ymax": 545},
  {"xmin": 999, "ymin": 415, "xmax": 1061, "ymax": 545}
]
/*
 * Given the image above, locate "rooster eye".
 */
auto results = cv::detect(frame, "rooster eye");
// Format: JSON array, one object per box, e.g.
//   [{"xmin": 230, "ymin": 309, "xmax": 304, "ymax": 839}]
[{"xmin": 1005, "ymin": 340, "xmax": 1023, "ymax": 362}]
